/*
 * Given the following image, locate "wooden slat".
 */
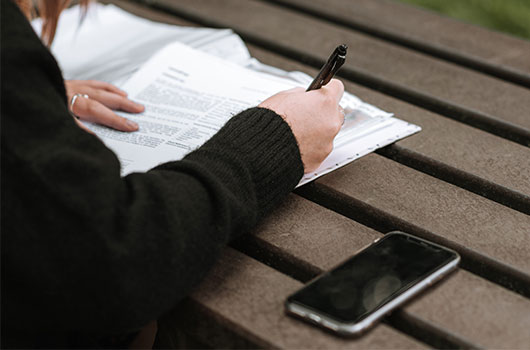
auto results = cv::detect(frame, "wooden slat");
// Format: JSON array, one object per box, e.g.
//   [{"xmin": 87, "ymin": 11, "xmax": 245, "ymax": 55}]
[
  {"xmin": 314, "ymin": 154, "xmax": 530, "ymax": 278},
  {"xmin": 142, "ymin": 0, "xmax": 530, "ymax": 146},
  {"xmin": 247, "ymin": 46, "xmax": 530, "ymax": 213},
  {"xmin": 247, "ymin": 194, "xmax": 530, "ymax": 349},
  {"xmin": 161, "ymin": 248, "xmax": 427, "ymax": 349},
  {"xmin": 265, "ymin": 0, "xmax": 530, "ymax": 87}
]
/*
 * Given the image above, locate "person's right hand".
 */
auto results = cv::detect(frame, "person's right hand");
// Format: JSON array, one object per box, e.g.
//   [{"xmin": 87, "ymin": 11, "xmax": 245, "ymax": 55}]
[{"xmin": 259, "ymin": 79, "xmax": 345, "ymax": 173}]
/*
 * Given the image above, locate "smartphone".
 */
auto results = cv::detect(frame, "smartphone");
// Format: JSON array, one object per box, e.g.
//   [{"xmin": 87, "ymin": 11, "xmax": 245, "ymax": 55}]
[{"xmin": 285, "ymin": 231, "xmax": 460, "ymax": 336}]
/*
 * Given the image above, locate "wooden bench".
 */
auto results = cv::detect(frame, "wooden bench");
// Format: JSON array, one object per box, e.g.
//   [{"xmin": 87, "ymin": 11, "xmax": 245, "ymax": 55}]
[{"xmin": 105, "ymin": 1, "xmax": 530, "ymax": 348}]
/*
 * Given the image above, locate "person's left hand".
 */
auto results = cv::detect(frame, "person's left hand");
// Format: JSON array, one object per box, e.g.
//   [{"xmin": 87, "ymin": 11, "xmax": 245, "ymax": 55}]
[{"xmin": 65, "ymin": 80, "xmax": 145, "ymax": 134}]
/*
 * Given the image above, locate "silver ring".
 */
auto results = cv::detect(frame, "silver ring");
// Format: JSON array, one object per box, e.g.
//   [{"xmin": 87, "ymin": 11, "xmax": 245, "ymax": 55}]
[{"xmin": 70, "ymin": 93, "xmax": 89, "ymax": 117}]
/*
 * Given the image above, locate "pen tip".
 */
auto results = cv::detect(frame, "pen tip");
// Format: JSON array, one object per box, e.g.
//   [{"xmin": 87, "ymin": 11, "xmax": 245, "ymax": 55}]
[{"xmin": 338, "ymin": 44, "xmax": 348, "ymax": 55}]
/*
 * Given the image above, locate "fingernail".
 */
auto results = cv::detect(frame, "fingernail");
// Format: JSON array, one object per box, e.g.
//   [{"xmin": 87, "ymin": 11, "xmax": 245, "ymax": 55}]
[{"xmin": 126, "ymin": 120, "xmax": 139, "ymax": 130}]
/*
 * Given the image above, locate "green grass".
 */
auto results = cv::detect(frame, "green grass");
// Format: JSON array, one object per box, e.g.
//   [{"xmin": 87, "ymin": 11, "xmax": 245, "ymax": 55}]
[{"xmin": 397, "ymin": 0, "xmax": 530, "ymax": 40}]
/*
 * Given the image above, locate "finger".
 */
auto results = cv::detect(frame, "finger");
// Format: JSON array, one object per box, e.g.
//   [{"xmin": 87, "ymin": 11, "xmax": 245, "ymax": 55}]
[
  {"xmin": 87, "ymin": 89, "xmax": 145, "ymax": 113},
  {"xmin": 323, "ymin": 79, "xmax": 345, "ymax": 103},
  {"xmin": 84, "ymin": 80, "xmax": 128, "ymax": 97},
  {"xmin": 73, "ymin": 98, "xmax": 139, "ymax": 132},
  {"xmin": 65, "ymin": 81, "xmax": 90, "ymax": 101}
]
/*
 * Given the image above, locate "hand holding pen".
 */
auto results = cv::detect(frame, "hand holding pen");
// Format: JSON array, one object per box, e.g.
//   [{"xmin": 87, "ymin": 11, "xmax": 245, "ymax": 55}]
[{"xmin": 259, "ymin": 44, "xmax": 347, "ymax": 173}]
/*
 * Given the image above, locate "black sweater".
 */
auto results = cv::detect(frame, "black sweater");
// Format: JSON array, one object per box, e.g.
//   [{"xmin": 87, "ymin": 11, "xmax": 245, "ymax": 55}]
[{"xmin": 1, "ymin": 1, "xmax": 303, "ymax": 347}]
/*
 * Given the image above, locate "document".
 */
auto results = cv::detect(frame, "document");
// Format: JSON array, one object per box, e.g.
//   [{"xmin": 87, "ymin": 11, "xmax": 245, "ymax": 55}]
[
  {"xmin": 43, "ymin": 4, "xmax": 420, "ymax": 186},
  {"xmin": 84, "ymin": 42, "xmax": 420, "ymax": 185}
]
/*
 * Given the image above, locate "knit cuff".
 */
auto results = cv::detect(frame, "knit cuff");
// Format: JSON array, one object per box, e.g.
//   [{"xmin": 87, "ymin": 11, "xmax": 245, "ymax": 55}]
[{"xmin": 186, "ymin": 107, "xmax": 304, "ymax": 220}]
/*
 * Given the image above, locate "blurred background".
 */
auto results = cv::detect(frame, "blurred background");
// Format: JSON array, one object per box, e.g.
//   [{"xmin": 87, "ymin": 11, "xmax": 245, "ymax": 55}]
[{"xmin": 397, "ymin": 0, "xmax": 530, "ymax": 40}]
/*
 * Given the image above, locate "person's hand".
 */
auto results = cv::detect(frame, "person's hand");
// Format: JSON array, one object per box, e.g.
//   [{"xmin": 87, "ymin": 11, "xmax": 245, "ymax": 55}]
[
  {"xmin": 259, "ymin": 79, "xmax": 344, "ymax": 173},
  {"xmin": 65, "ymin": 80, "xmax": 145, "ymax": 134}
]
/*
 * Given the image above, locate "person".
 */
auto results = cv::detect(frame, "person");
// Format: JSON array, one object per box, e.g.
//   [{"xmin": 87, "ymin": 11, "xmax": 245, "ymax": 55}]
[{"xmin": 0, "ymin": 0, "xmax": 345, "ymax": 348}]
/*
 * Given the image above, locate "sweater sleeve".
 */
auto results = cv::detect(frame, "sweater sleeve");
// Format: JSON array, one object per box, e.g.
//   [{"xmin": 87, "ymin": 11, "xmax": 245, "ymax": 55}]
[{"xmin": 1, "ymin": 0, "xmax": 303, "ymax": 336}]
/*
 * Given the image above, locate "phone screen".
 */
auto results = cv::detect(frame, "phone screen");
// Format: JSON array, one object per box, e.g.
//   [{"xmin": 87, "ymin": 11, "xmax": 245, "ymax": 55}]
[{"xmin": 287, "ymin": 233, "xmax": 457, "ymax": 324}]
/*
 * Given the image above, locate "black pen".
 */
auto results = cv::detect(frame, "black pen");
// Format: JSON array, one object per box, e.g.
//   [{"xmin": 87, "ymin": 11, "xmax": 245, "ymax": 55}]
[{"xmin": 306, "ymin": 44, "xmax": 348, "ymax": 91}]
